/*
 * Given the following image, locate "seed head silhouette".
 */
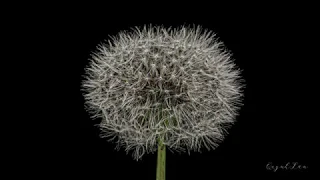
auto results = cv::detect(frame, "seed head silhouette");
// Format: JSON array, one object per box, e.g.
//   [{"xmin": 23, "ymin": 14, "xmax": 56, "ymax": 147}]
[{"xmin": 82, "ymin": 25, "xmax": 244, "ymax": 161}]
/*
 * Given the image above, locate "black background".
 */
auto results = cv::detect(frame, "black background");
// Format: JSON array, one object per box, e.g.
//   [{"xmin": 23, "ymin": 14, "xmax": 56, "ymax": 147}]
[{"xmin": 16, "ymin": 2, "xmax": 317, "ymax": 179}]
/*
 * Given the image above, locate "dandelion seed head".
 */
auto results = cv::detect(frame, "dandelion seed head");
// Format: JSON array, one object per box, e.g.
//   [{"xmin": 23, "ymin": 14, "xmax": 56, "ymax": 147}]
[{"xmin": 82, "ymin": 25, "xmax": 245, "ymax": 160}]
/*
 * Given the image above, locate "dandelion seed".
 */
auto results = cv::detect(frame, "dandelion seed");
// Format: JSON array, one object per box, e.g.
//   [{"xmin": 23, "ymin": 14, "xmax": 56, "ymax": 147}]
[{"xmin": 81, "ymin": 25, "xmax": 245, "ymax": 163}]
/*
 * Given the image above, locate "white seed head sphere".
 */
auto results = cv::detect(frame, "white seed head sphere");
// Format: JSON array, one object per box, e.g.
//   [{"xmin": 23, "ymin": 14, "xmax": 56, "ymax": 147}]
[{"xmin": 82, "ymin": 25, "xmax": 245, "ymax": 160}]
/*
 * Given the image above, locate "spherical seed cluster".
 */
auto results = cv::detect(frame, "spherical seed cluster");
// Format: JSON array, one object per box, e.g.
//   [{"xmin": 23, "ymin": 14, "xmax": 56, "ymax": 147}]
[{"xmin": 82, "ymin": 25, "xmax": 244, "ymax": 160}]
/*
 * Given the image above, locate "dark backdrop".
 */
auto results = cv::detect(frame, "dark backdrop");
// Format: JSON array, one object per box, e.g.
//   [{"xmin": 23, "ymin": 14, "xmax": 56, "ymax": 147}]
[{"xmin": 24, "ymin": 3, "xmax": 316, "ymax": 179}]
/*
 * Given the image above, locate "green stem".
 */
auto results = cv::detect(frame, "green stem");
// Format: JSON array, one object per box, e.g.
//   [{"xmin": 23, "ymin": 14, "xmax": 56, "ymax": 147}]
[{"xmin": 156, "ymin": 138, "xmax": 166, "ymax": 180}]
